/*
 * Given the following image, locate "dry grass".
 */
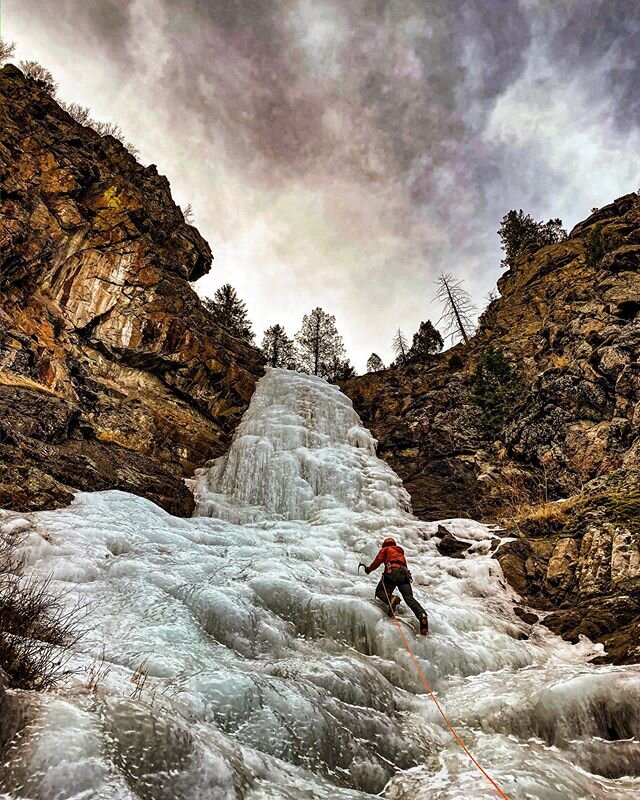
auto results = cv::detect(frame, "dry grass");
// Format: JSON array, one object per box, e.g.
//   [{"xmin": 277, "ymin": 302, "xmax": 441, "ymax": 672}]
[
  {"xmin": 511, "ymin": 499, "xmax": 573, "ymax": 535},
  {"xmin": 494, "ymin": 467, "xmax": 575, "ymax": 535},
  {"xmin": 0, "ymin": 525, "xmax": 86, "ymax": 690},
  {"xmin": 512, "ymin": 498, "xmax": 572, "ymax": 527},
  {"xmin": 86, "ymin": 648, "xmax": 113, "ymax": 693},
  {"xmin": 130, "ymin": 657, "xmax": 150, "ymax": 700}
]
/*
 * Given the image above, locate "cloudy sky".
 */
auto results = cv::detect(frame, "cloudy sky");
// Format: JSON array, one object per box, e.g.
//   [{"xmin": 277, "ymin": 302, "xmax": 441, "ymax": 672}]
[{"xmin": 4, "ymin": 1, "xmax": 640, "ymax": 369}]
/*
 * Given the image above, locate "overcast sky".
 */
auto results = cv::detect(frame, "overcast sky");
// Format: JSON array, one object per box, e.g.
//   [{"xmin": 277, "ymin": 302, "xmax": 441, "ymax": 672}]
[{"xmin": 4, "ymin": 1, "xmax": 640, "ymax": 369}]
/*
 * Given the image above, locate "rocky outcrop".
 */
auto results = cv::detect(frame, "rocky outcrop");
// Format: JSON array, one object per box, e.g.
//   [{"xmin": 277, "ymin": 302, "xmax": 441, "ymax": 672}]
[
  {"xmin": 0, "ymin": 64, "xmax": 264, "ymax": 514},
  {"xmin": 344, "ymin": 193, "xmax": 640, "ymax": 521},
  {"xmin": 495, "ymin": 469, "xmax": 640, "ymax": 664},
  {"xmin": 343, "ymin": 193, "xmax": 639, "ymax": 662},
  {"xmin": 434, "ymin": 525, "xmax": 470, "ymax": 558}
]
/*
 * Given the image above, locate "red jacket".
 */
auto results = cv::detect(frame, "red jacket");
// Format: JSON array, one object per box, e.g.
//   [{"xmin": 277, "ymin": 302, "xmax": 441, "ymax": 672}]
[{"xmin": 367, "ymin": 543, "xmax": 407, "ymax": 572}]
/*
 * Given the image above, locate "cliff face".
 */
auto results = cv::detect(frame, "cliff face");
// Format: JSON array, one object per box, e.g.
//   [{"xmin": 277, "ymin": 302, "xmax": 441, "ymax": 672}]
[
  {"xmin": 0, "ymin": 65, "xmax": 264, "ymax": 515},
  {"xmin": 344, "ymin": 193, "xmax": 640, "ymax": 520},
  {"xmin": 343, "ymin": 193, "xmax": 639, "ymax": 661}
]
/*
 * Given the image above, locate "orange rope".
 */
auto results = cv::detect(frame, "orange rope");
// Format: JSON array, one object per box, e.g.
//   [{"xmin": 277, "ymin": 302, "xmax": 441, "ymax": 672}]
[{"xmin": 381, "ymin": 579, "xmax": 512, "ymax": 800}]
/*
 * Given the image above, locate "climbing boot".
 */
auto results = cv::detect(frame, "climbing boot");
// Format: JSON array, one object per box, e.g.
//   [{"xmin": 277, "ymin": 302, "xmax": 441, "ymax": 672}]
[
  {"xmin": 389, "ymin": 596, "xmax": 401, "ymax": 617},
  {"xmin": 419, "ymin": 614, "xmax": 429, "ymax": 636}
]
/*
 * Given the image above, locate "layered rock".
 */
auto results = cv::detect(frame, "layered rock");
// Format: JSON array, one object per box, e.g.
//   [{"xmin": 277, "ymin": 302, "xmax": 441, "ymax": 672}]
[
  {"xmin": 495, "ymin": 469, "xmax": 640, "ymax": 664},
  {"xmin": 0, "ymin": 64, "xmax": 263, "ymax": 515}
]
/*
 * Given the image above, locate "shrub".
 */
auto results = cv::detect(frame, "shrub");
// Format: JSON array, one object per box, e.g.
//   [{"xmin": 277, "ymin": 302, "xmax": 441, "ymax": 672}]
[
  {"xmin": 584, "ymin": 224, "xmax": 620, "ymax": 269},
  {"xmin": 60, "ymin": 101, "xmax": 140, "ymax": 158},
  {"xmin": 0, "ymin": 526, "xmax": 85, "ymax": 690},
  {"xmin": 19, "ymin": 59, "xmax": 58, "ymax": 96},
  {"xmin": 0, "ymin": 39, "xmax": 16, "ymax": 63}
]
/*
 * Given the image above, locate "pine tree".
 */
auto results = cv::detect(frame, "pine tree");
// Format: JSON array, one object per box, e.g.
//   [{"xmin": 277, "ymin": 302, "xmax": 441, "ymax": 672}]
[
  {"xmin": 295, "ymin": 308, "xmax": 345, "ymax": 377},
  {"xmin": 324, "ymin": 356, "xmax": 356, "ymax": 383},
  {"xmin": 392, "ymin": 329, "xmax": 409, "ymax": 366},
  {"xmin": 471, "ymin": 348, "xmax": 523, "ymax": 435},
  {"xmin": 202, "ymin": 284, "xmax": 255, "ymax": 344},
  {"xmin": 261, "ymin": 324, "xmax": 295, "ymax": 368},
  {"xmin": 366, "ymin": 353, "xmax": 385, "ymax": 372},
  {"xmin": 498, "ymin": 210, "xmax": 566, "ymax": 270},
  {"xmin": 435, "ymin": 273, "xmax": 476, "ymax": 344},
  {"xmin": 407, "ymin": 320, "xmax": 443, "ymax": 362}
]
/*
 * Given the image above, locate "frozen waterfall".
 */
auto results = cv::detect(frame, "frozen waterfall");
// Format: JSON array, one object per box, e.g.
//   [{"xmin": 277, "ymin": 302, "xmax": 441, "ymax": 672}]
[{"xmin": 1, "ymin": 368, "xmax": 639, "ymax": 799}]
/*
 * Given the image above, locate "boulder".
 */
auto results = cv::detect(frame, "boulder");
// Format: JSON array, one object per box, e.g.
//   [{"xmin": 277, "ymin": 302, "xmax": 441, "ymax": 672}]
[{"xmin": 434, "ymin": 525, "xmax": 470, "ymax": 558}]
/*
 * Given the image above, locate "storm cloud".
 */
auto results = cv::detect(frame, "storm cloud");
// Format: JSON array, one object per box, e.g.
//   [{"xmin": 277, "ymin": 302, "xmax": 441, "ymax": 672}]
[{"xmin": 5, "ymin": 1, "xmax": 640, "ymax": 368}]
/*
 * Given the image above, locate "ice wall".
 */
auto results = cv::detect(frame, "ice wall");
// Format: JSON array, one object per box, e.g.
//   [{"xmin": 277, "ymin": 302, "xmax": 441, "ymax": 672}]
[
  {"xmin": 191, "ymin": 369, "xmax": 410, "ymax": 522},
  {"xmin": 1, "ymin": 369, "xmax": 639, "ymax": 800}
]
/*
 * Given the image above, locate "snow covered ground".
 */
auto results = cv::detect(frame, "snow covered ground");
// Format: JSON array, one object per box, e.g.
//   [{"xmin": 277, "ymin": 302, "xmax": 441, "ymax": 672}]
[{"xmin": 1, "ymin": 368, "xmax": 639, "ymax": 799}]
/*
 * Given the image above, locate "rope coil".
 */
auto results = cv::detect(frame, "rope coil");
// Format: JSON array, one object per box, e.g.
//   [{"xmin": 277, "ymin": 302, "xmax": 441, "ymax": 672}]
[{"xmin": 380, "ymin": 579, "xmax": 512, "ymax": 800}]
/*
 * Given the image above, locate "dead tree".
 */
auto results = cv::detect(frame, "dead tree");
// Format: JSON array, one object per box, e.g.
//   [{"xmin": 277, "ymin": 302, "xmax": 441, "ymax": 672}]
[
  {"xmin": 392, "ymin": 329, "xmax": 409, "ymax": 366},
  {"xmin": 435, "ymin": 273, "xmax": 476, "ymax": 344}
]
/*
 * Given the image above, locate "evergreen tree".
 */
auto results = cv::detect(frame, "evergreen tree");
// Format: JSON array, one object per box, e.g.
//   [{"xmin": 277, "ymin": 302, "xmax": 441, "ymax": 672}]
[
  {"xmin": 324, "ymin": 356, "xmax": 356, "ymax": 383},
  {"xmin": 366, "ymin": 353, "xmax": 385, "ymax": 372},
  {"xmin": 202, "ymin": 284, "xmax": 255, "ymax": 344},
  {"xmin": 391, "ymin": 329, "xmax": 409, "ymax": 366},
  {"xmin": 498, "ymin": 210, "xmax": 566, "ymax": 270},
  {"xmin": 295, "ymin": 308, "xmax": 345, "ymax": 376},
  {"xmin": 261, "ymin": 324, "xmax": 295, "ymax": 368},
  {"xmin": 471, "ymin": 348, "xmax": 523, "ymax": 436},
  {"xmin": 407, "ymin": 320, "xmax": 443, "ymax": 362}
]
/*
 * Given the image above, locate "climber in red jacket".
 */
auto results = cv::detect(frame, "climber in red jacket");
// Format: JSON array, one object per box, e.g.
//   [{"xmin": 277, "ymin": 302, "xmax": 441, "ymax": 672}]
[{"xmin": 363, "ymin": 537, "xmax": 429, "ymax": 635}]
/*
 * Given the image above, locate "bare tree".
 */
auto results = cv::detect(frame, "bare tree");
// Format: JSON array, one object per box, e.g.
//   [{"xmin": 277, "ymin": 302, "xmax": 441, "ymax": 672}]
[
  {"xmin": 60, "ymin": 104, "xmax": 139, "ymax": 157},
  {"xmin": 0, "ymin": 39, "xmax": 16, "ymax": 63},
  {"xmin": 92, "ymin": 119, "xmax": 125, "ymax": 139},
  {"xmin": 391, "ymin": 329, "xmax": 409, "ymax": 366},
  {"xmin": 181, "ymin": 203, "xmax": 194, "ymax": 224},
  {"xmin": 19, "ymin": 60, "xmax": 58, "ymax": 96},
  {"xmin": 435, "ymin": 273, "xmax": 476, "ymax": 344}
]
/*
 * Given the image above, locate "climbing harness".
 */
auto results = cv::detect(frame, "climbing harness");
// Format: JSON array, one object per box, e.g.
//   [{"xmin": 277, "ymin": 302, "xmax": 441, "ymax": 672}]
[{"xmin": 380, "ymin": 579, "xmax": 513, "ymax": 800}]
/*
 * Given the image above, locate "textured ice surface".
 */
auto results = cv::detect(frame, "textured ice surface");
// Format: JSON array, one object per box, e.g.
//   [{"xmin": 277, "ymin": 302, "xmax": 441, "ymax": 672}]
[{"xmin": 1, "ymin": 368, "xmax": 639, "ymax": 799}]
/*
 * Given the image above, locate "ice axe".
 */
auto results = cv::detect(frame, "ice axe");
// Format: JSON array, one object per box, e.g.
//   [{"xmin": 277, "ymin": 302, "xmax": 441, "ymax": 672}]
[{"xmin": 358, "ymin": 561, "xmax": 367, "ymax": 574}]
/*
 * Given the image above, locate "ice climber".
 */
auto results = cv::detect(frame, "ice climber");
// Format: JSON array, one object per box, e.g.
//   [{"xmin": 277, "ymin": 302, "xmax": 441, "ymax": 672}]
[{"xmin": 363, "ymin": 537, "xmax": 429, "ymax": 635}]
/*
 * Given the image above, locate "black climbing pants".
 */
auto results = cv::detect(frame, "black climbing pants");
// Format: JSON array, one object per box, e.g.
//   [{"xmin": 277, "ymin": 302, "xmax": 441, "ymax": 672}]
[{"xmin": 375, "ymin": 566, "xmax": 426, "ymax": 621}]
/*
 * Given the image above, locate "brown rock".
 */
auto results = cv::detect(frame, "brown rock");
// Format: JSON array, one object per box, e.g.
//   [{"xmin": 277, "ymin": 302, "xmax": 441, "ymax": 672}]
[
  {"xmin": 544, "ymin": 537, "xmax": 579, "ymax": 596},
  {"xmin": 435, "ymin": 525, "xmax": 470, "ymax": 558},
  {"xmin": 344, "ymin": 194, "xmax": 640, "ymax": 521},
  {"xmin": 0, "ymin": 65, "xmax": 264, "ymax": 515}
]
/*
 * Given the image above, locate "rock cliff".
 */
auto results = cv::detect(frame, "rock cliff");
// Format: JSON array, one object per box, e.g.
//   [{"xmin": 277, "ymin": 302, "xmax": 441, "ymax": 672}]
[
  {"xmin": 344, "ymin": 192, "xmax": 639, "ymax": 661},
  {"xmin": 0, "ymin": 64, "xmax": 264, "ymax": 515}
]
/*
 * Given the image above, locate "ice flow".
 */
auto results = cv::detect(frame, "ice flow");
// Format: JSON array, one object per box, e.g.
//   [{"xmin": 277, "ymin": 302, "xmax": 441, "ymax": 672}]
[{"xmin": 1, "ymin": 368, "xmax": 639, "ymax": 800}]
